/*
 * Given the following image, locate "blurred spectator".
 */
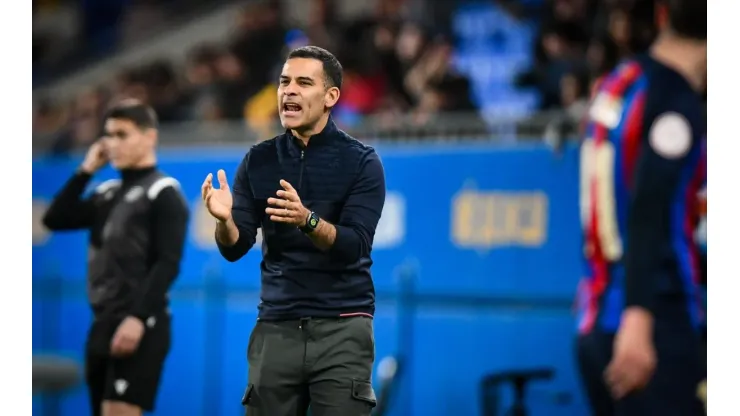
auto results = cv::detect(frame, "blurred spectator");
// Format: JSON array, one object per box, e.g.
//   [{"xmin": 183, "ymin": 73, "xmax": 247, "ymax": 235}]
[
  {"xmin": 607, "ymin": 7, "xmax": 632, "ymax": 56},
  {"xmin": 48, "ymin": 87, "xmax": 107, "ymax": 155},
  {"xmin": 230, "ymin": 1, "xmax": 286, "ymax": 88},
  {"xmin": 33, "ymin": 98, "xmax": 68, "ymax": 137},
  {"xmin": 181, "ymin": 45, "xmax": 222, "ymax": 121},
  {"xmin": 213, "ymin": 48, "xmax": 253, "ymax": 120},
  {"xmin": 585, "ymin": 35, "xmax": 620, "ymax": 89},
  {"xmin": 516, "ymin": 21, "xmax": 588, "ymax": 110},
  {"xmin": 543, "ymin": 69, "xmax": 590, "ymax": 149}
]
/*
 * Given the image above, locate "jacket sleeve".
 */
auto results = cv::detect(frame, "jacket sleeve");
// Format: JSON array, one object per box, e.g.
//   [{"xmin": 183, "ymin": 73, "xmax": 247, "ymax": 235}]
[
  {"xmin": 131, "ymin": 180, "xmax": 190, "ymax": 318},
  {"xmin": 329, "ymin": 150, "xmax": 387, "ymax": 263}
]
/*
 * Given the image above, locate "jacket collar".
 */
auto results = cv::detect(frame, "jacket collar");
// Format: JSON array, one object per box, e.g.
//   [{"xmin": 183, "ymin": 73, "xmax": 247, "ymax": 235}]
[{"xmin": 286, "ymin": 115, "xmax": 337, "ymax": 150}]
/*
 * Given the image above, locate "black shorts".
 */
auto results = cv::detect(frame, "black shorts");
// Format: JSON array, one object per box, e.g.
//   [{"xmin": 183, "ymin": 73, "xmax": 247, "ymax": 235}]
[
  {"xmin": 85, "ymin": 313, "xmax": 171, "ymax": 414},
  {"xmin": 576, "ymin": 323, "xmax": 704, "ymax": 416}
]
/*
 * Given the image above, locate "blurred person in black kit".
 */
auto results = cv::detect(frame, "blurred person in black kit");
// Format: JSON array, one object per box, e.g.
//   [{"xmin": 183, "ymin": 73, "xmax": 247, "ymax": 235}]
[
  {"xmin": 575, "ymin": 0, "xmax": 706, "ymax": 415},
  {"xmin": 201, "ymin": 46, "xmax": 386, "ymax": 416},
  {"xmin": 42, "ymin": 100, "xmax": 190, "ymax": 416}
]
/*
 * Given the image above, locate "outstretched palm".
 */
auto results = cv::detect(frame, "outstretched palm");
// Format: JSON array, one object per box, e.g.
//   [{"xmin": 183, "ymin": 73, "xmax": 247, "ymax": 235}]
[{"xmin": 201, "ymin": 169, "xmax": 233, "ymax": 222}]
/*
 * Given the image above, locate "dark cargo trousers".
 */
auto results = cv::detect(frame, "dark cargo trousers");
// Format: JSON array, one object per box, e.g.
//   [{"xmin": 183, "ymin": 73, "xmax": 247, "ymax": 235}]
[{"xmin": 242, "ymin": 316, "xmax": 377, "ymax": 416}]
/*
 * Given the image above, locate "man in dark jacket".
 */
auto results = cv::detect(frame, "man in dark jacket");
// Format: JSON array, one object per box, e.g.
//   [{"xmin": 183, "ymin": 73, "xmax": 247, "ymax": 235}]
[{"xmin": 201, "ymin": 46, "xmax": 386, "ymax": 416}]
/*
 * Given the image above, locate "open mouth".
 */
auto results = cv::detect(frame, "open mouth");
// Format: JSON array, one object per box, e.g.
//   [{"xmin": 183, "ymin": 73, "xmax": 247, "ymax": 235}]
[{"xmin": 282, "ymin": 103, "xmax": 302, "ymax": 115}]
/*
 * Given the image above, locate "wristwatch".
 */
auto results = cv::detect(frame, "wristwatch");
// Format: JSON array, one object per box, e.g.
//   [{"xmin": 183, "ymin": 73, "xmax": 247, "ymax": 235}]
[{"xmin": 301, "ymin": 211, "xmax": 320, "ymax": 234}]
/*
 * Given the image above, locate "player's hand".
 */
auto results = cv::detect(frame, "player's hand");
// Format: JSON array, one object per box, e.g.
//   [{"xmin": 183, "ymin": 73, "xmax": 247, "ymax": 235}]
[
  {"xmin": 110, "ymin": 316, "xmax": 145, "ymax": 357},
  {"xmin": 202, "ymin": 169, "xmax": 233, "ymax": 223},
  {"xmin": 266, "ymin": 179, "xmax": 310, "ymax": 227},
  {"xmin": 605, "ymin": 308, "xmax": 657, "ymax": 399},
  {"xmin": 80, "ymin": 141, "xmax": 108, "ymax": 174}
]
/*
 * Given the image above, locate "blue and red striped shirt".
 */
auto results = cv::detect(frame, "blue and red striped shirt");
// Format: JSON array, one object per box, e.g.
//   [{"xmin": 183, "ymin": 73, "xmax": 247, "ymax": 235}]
[{"xmin": 577, "ymin": 55, "xmax": 706, "ymax": 334}]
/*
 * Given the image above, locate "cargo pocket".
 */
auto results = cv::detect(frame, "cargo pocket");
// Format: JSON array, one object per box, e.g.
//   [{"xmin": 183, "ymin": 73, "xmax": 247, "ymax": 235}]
[
  {"xmin": 351, "ymin": 379, "xmax": 377, "ymax": 408},
  {"xmin": 241, "ymin": 384, "xmax": 254, "ymax": 406}
]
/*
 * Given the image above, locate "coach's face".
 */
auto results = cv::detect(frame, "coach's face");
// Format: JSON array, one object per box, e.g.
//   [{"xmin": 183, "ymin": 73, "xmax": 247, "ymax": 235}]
[
  {"xmin": 278, "ymin": 58, "xmax": 340, "ymax": 131},
  {"xmin": 102, "ymin": 118, "xmax": 156, "ymax": 169}
]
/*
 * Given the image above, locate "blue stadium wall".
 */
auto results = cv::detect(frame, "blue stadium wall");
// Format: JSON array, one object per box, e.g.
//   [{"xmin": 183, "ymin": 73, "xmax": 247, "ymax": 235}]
[{"xmin": 32, "ymin": 142, "xmax": 588, "ymax": 416}]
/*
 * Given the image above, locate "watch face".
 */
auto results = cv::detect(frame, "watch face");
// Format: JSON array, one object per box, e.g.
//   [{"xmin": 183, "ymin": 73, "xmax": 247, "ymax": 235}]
[{"xmin": 309, "ymin": 217, "xmax": 319, "ymax": 227}]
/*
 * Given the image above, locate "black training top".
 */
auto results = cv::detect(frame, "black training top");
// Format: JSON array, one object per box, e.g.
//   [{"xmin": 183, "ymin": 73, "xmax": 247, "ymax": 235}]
[{"xmin": 43, "ymin": 167, "xmax": 190, "ymax": 321}]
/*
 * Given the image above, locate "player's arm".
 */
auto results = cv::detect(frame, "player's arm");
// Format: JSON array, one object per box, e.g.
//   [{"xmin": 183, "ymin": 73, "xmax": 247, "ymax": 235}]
[
  {"xmin": 624, "ymin": 112, "xmax": 697, "ymax": 318},
  {"xmin": 42, "ymin": 170, "xmax": 98, "ymax": 231},
  {"xmin": 309, "ymin": 151, "xmax": 386, "ymax": 262},
  {"xmin": 216, "ymin": 154, "xmax": 260, "ymax": 262},
  {"xmin": 131, "ymin": 181, "xmax": 190, "ymax": 319},
  {"xmin": 44, "ymin": 141, "xmax": 109, "ymax": 230}
]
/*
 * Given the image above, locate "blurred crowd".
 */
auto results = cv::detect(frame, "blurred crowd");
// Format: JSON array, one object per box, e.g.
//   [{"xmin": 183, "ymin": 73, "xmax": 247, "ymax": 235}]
[
  {"xmin": 33, "ymin": 0, "xmax": 232, "ymax": 85},
  {"xmin": 515, "ymin": 0, "xmax": 659, "ymax": 142},
  {"xmin": 33, "ymin": 0, "xmax": 680, "ymax": 153},
  {"xmin": 34, "ymin": 0, "xmax": 484, "ymax": 152}
]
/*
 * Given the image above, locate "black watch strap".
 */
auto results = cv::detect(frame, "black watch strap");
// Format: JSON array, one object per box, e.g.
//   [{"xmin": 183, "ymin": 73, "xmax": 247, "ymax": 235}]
[{"xmin": 300, "ymin": 211, "xmax": 320, "ymax": 234}]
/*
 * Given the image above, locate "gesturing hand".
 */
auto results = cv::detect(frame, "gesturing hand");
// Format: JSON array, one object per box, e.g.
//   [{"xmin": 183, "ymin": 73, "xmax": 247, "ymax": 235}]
[
  {"xmin": 202, "ymin": 169, "xmax": 233, "ymax": 223},
  {"xmin": 266, "ymin": 180, "xmax": 310, "ymax": 227}
]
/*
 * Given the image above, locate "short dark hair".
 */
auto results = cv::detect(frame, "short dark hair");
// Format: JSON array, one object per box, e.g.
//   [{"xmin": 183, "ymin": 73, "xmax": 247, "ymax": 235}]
[
  {"xmin": 104, "ymin": 100, "xmax": 158, "ymax": 130},
  {"xmin": 286, "ymin": 46, "xmax": 343, "ymax": 89},
  {"xmin": 663, "ymin": 0, "xmax": 706, "ymax": 40}
]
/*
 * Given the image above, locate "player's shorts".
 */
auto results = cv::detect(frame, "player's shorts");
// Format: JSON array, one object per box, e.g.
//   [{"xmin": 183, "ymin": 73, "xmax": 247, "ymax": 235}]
[
  {"xmin": 576, "ymin": 313, "xmax": 704, "ymax": 416},
  {"xmin": 85, "ymin": 312, "xmax": 171, "ymax": 414}
]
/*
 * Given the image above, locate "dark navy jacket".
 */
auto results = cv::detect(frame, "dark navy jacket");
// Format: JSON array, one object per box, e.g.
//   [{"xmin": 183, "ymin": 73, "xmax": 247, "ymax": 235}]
[{"xmin": 217, "ymin": 118, "xmax": 386, "ymax": 320}]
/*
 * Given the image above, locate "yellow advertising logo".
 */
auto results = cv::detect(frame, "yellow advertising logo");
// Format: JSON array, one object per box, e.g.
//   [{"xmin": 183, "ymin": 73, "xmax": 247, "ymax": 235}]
[{"xmin": 451, "ymin": 190, "xmax": 548, "ymax": 249}]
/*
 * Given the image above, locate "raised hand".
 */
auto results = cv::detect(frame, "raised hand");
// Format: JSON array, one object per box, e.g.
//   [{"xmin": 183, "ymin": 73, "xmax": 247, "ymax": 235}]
[
  {"xmin": 266, "ymin": 179, "xmax": 310, "ymax": 227},
  {"xmin": 80, "ymin": 141, "xmax": 109, "ymax": 174},
  {"xmin": 202, "ymin": 169, "xmax": 233, "ymax": 223}
]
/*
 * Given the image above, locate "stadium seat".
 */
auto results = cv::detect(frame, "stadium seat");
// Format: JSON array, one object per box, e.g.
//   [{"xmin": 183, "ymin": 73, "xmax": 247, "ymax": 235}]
[
  {"xmin": 32, "ymin": 355, "xmax": 82, "ymax": 394},
  {"xmin": 480, "ymin": 367, "xmax": 555, "ymax": 416}
]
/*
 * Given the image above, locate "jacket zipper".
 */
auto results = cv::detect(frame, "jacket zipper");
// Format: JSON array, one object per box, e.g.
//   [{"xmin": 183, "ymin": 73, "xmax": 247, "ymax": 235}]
[{"xmin": 298, "ymin": 150, "xmax": 305, "ymax": 191}]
